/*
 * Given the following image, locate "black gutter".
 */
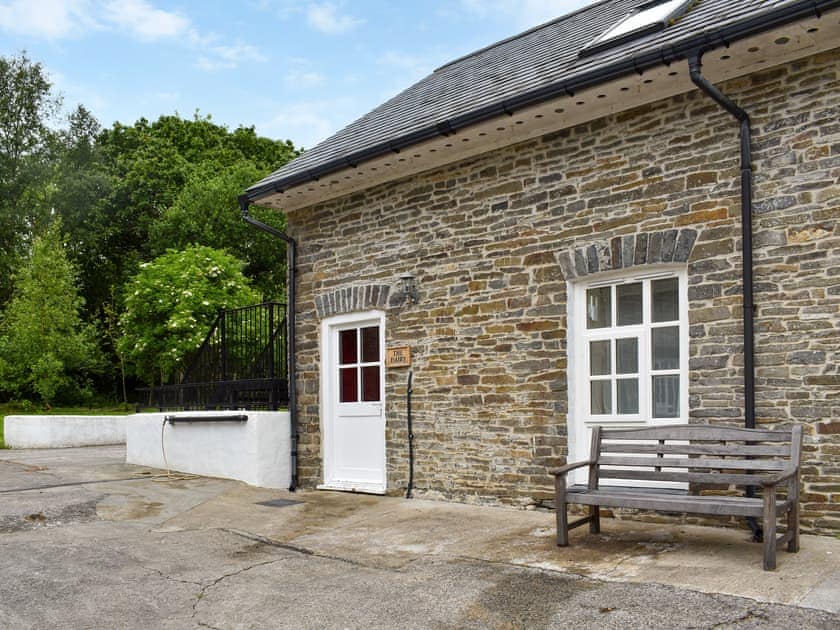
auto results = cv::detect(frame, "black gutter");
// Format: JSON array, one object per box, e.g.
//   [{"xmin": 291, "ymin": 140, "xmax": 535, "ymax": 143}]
[
  {"xmin": 688, "ymin": 51, "xmax": 761, "ymax": 542},
  {"xmin": 245, "ymin": 0, "xmax": 839, "ymax": 203},
  {"xmin": 239, "ymin": 195, "xmax": 299, "ymax": 492}
]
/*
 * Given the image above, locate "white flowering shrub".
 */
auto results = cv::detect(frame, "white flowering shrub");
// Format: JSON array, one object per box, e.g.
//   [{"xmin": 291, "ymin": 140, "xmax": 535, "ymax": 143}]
[{"xmin": 118, "ymin": 245, "xmax": 260, "ymax": 386}]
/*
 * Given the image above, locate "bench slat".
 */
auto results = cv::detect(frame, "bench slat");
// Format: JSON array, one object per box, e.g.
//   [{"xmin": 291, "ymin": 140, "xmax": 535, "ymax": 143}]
[
  {"xmin": 566, "ymin": 488, "xmax": 790, "ymax": 517},
  {"xmin": 597, "ymin": 468, "xmax": 775, "ymax": 486},
  {"xmin": 598, "ymin": 456, "xmax": 787, "ymax": 471},
  {"xmin": 600, "ymin": 425, "xmax": 793, "ymax": 442},
  {"xmin": 599, "ymin": 443, "xmax": 790, "ymax": 456}
]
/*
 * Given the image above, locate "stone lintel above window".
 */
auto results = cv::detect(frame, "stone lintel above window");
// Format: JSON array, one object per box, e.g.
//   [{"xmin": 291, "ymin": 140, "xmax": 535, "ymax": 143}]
[
  {"xmin": 315, "ymin": 284, "xmax": 392, "ymax": 319},
  {"xmin": 558, "ymin": 228, "xmax": 698, "ymax": 280}
]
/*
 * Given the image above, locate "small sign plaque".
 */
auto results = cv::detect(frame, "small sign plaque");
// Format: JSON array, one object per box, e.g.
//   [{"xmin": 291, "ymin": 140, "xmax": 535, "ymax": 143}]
[{"xmin": 386, "ymin": 346, "xmax": 411, "ymax": 368}]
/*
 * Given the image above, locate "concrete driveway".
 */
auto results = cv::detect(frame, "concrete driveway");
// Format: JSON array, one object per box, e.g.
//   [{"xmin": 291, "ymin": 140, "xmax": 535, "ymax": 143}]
[{"xmin": 1, "ymin": 446, "xmax": 838, "ymax": 629}]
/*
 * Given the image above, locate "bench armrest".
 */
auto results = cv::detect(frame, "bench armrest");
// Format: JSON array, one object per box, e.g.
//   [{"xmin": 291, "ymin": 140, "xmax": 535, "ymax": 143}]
[
  {"xmin": 759, "ymin": 466, "xmax": 799, "ymax": 488},
  {"xmin": 549, "ymin": 460, "xmax": 594, "ymax": 478}
]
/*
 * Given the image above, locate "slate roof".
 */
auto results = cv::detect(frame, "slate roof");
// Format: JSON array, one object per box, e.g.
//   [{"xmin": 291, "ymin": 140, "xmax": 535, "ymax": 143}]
[{"xmin": 246, "ymin": 0, "xmax": 838, "ymax": 201}]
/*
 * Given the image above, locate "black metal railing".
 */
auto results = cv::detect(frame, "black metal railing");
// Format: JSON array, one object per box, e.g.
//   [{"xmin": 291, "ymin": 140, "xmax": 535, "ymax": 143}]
[{"xmin": 139, "ymin": 302, "xmax": 288, "ymax": 411}]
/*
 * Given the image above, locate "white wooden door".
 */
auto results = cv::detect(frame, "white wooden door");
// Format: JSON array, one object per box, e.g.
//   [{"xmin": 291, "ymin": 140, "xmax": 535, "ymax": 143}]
[{"xmin": 321, "ymin": 312, "xmax": 386, "ymax": 493}]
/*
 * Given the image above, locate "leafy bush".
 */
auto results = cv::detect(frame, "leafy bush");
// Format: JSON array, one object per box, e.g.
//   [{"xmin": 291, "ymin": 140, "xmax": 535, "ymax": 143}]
[
  {"xmin": 0, "ymin": 224, "xmax": 103, "ymax": 404},
  {"xmin": 118, "ymin": 245, "xmax": 260, "ymax": 386},
  {"xmin": 149, "ymin": 162, "xmax": 288, "ymax": 300}
]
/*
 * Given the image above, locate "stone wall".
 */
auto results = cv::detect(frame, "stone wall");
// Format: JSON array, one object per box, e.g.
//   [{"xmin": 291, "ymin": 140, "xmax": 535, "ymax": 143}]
[{"xmin": 287, "ymin": 51, "xmax": 839, "ymax": 534}]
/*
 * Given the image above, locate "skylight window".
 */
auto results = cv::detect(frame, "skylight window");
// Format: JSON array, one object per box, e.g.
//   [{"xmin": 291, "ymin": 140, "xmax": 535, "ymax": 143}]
[{"xmin": 580, "ymin": 0, "xmax": 694, "ymax": 57}]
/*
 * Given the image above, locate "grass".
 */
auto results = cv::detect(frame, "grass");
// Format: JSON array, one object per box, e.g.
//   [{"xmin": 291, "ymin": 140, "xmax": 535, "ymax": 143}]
[
  {"xmin": 0, "ymin": 402, "xmax": 135, "ymax": 416},
  {"xmin": 0, "ymin": 402, "xmax": 135, "ymax": 449}
]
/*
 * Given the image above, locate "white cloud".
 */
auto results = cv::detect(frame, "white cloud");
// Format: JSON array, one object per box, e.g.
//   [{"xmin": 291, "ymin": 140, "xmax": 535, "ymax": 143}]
[
  {"xmin": 48, "ymin": 68, "xmax": 108, "ymax": 119},
  {"xmin": 283, "ymin": 58, "xmax": 325, "ymax": 88},
  {"xmin": 103, "ymin": 0, "xmax": 189, "ymax": 40},
  {"xmin": 284, "ymin": 69, "xmax": 325, "ymax": 88},
  {"xmin": 460, "ymin": 0, "xmax": 589, "ymax": 29},
  {"xmin": 306, "ymin": 2, "xmax": 363, "ymax": 35},
  {"xmin": 0, "ymin": 0, "xmax": 97, "ymax": 39},
  {"xmin": 196, "ymin": 41, "xmax": 267, "ymax": 71},
  {"xmin": 260, "ymin": 97, "xmax": 360, "ymax": 149},
  {"xmin": 153, "ymin": 91, "xmax": 179, "ymax": 102},
  {"xmin": 0, "ymin": 0, "xmax": 267, "ymax": 71}
]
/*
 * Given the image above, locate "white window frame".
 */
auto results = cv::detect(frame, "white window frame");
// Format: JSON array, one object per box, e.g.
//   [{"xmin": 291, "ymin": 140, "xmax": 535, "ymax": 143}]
[{"xmin": 568, "ymin": 265, "xmax": 689, "ymax": 435}]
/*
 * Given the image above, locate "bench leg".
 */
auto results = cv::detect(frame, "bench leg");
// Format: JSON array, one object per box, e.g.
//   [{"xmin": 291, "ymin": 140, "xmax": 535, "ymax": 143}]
[
  {"xmin": 787, "ymin": 497, "xmax": 800, "ymax": 553},
  {"xmin": 763, "ymin": 486, "xmax": 777, "ymax": 571},
  {"xmin": 554, "ymin": 475, "xmax": 569, "ymax": 546},
  {"xmin": 589, "ymin": 505, "xmax": 600, "ymax": 534}
]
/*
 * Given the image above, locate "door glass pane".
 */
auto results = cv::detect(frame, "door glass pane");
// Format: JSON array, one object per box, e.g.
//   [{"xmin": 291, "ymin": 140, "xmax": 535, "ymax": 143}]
[
  {"xmin": 361, "ymin": 366, "xmax": 381, "ymax": 401},
  {"xmin": 652, "ymin": 277, "xmax": 679, "ymax": 322},
  {"xmin": 361, "ymin": 326, "xmax": 380, "ymax": 363},
  {"xmin": 340, "ymin": 367, "xmax": 358, "ymax": 402},
  {"xmin": 590, "ymin": 381, "xmax": 611, "ymax": 414},
  {"xmin": 339, "ymin": 329, "xmax": 357, "ymax": 365},
  {"xmin": 616, "ymin": 338, "xmax": 638, "ymax": 374},
  {"xmin": 586, "ymin": 286, "xmax": 611, "ymax": 329},
  {"xmin": 652, "ymin": 375, "xmax": 680, "ymax": 417},
  {"xmin": 617, "ymin": 378, "xmax": 639, "ymax": 414},
  {"xmin": 589, "ymin": 340, "xmax": 611, "ymax": 376},
  {"xmin": 652, "ymin": 326, "xmax": 679, "ymax": 370},
  {"xmin": 617, "ymin": 282, "xmax": 642, "ymax": 326}
]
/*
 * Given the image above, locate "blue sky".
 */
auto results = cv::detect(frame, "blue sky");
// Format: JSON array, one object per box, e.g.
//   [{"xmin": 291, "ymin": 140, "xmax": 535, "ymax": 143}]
[{"xmin": 0, "ymin": 0, "xmax": 591, "ymax": 150}]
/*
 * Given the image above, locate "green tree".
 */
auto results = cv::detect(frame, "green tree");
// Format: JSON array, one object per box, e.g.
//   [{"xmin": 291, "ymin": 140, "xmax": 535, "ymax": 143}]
[
  {"xmin": 52, "ymin": 105, "xmax": 116, "ymax": 318},
  {"xmin": 118, "ymin": 245, "xmax": 260, "ymax": 386},
  {"xmin": 150, "ymin": 162, "xmax": 288, "ymax": 299},
  {"xmin": 60, "ymin": 112, "xmax": 296, "ymax": 319},
  {"xmin": 0, "ymin": 52, "xmax": 61, "ymax": 304},
  {"xmin": 0, "ymin": 223, "xmax": 103, "ymax": 405}
]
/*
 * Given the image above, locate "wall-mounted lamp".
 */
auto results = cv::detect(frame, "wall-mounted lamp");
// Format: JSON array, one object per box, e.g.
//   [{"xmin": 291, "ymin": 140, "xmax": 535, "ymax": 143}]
[{"xmin": 397, "ymin": 273, "xmax": 419, "ymax": 304}]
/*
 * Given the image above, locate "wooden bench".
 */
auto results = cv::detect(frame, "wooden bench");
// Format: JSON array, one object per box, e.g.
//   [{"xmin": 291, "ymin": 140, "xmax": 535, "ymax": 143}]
[{"xmin": 551, "ymin": 424, "xmax": 802, "ymax": 570}]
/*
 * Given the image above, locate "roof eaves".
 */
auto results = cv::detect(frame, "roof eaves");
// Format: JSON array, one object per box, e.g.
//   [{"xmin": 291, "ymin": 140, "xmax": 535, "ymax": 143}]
[{"xmin": 246, "ymin": 0, "xmax": 840, "ymax": 204}]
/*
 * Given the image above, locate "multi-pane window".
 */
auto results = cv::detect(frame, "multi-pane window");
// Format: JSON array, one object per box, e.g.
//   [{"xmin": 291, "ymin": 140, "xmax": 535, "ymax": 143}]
[
  {"xmin": 581, "ymin": 272, "xmax": 685, "ymax": 421},
  {"xmin": 338, "ymin": 325, "xmax": 381, "ymax": 403}
]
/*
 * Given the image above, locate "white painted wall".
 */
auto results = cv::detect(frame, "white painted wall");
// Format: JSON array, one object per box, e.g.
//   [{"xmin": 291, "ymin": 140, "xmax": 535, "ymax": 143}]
[
  {"xmin": 125, "ymin": 411, "xmax": 291, "ymax": 489},
  {"xmin": 4, "ymin": 415, "xmax": 128, "ymax": 448}
]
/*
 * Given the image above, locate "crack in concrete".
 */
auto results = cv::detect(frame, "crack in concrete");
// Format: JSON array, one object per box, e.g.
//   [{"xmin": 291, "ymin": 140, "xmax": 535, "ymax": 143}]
[
  {"xmin": 704, "ymin": 607, "xmax": 769, "ymax": 628},
  {"xmin": 222, "ymin": 528, "xmax": 315, "ymax": 555},
  {"xmin": 145, "ymin": 564, "xmax": 203, "ymax": 588},
  {"xmin": 98, "ymin": 540, "xmax": 203, "ymax": 588},
  {"xmin": 0, "ymin": 477, "xmax": 158, "ymax": 494},
  {"xmin": 151, "ymin": 487, "xmax": 242, "ymax": 533},
  {"xmin": 601, "ymin": 549, "xmax": 651, "ymax": 578},
  {"xmin": 0, "ymin": 458, "xmax": 50, "ymax": 472},
  {"xmin": 191, "ymin": 557, "xmax": 289, "ymax": 620},
  {"xmin": 221, "ymin": 528, "xmax": 378, "ymax": 569},
  {"xmin": 444, "ymin": 547, "xmax": 640, "ymax": 584},
  {"xmin": 449, "ymin": 552, "xmax": 590, "ymax": 581}
]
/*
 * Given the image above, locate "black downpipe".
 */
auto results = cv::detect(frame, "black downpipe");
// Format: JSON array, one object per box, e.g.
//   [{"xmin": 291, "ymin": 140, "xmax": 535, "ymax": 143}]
[
  {"xmin": 688, "ymin": 52, "xmax": 761, "ymax": 541},
  {"xmin": 239, "ymin": 196, "xmax": 299, "ymax": 492},
  {"xmin": 406, "ymin": 370, "xmax": 415, "ymax": 499}
]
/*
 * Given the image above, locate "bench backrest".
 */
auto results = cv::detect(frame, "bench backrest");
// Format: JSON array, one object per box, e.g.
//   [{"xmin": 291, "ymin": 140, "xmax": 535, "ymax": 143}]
[{"xmin": 588, "ymin": 424, "xmax": 802, "ymax": 489}]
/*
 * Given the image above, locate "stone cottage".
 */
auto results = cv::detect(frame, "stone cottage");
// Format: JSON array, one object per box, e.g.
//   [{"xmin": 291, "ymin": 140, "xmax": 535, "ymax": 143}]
[{"xmin": 241, "ymin": 0, "xmax": 840, "ymax": 534}]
